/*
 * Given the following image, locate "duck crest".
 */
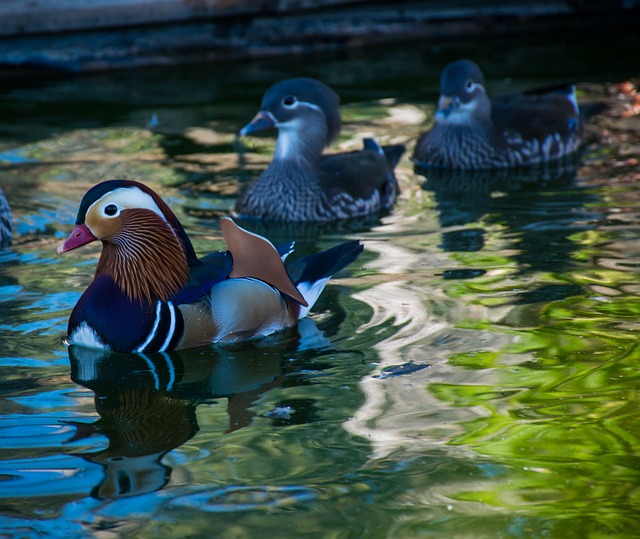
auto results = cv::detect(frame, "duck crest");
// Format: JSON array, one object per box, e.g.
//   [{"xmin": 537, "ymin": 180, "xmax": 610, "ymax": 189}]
[{"xmin": 96, "ymin": 209, "xmax": 190, "ymax": 306}]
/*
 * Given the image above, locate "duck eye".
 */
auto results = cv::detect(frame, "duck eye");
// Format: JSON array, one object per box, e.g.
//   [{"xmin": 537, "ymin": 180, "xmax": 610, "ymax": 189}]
[
  {"xmin": 104, "ymin": 204, "xmax": 118, "ymax": 216},
  {"xmin": 282, "ymin": 95, "xmax": 297, "ymax": 107},
  {"xmin": 465, "ymin": 80, "xmax": 475, "ymax": 92}
]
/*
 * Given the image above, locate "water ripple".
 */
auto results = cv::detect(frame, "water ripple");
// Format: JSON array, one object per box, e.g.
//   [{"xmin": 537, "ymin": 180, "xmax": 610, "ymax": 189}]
[{"xmin": 168, "ymin": 485, "xmax": 318, "ymax": 512}]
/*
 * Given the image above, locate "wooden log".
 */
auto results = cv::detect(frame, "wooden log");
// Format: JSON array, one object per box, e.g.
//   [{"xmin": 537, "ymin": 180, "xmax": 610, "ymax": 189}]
[
  {"xmin": 0, "ymin": 1, "xmax": 637, "ymax": 73},
  {"xmin": 0, "ymin": 0, "xmax": 369, "ymax": 37}
]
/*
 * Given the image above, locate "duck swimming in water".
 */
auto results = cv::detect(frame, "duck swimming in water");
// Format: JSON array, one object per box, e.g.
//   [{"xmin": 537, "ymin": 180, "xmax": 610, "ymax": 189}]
[
  {"xmin": 413, "ymin": 59, "xmax": 583, "ymax": 169},
  {"xmin": 236, "ymin": 77, "xmax": 405, "ymax": 221},
  {"xmin": 58, "ymin": 179, "xmax": 363, "ymax": 353}
]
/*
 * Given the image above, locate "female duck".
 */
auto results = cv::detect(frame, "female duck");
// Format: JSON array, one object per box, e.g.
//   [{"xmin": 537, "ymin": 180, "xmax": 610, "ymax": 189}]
[
  {"xmin": 413, "ymin": 59, "xmax": 583, "ymax": 169},
  {"xmin": 236, "ymin": 77, "xmax": 404, "ymax": 221},
  {"xmin": 58, "ymin": 179, "xmax": 362, "ymax": 353}
]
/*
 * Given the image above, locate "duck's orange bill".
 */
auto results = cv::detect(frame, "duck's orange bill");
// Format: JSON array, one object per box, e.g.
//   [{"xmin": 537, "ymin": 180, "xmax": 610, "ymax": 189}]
[{"xmin": 57, "ymin": 224, "xmax": 97, "ymax": 255}]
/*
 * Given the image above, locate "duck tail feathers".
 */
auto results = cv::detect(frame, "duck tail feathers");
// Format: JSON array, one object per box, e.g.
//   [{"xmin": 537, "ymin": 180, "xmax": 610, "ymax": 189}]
[
  {"xmin": 382, "ymin": 144, "xmax": 406, "ymax": 170},
  {"xmin": 289, "ymin": 240, "xmax": 363, "ymax": 318},
  {"xmin": 363, "ymin": 137, "xmax": 405, "ymax": 170}
]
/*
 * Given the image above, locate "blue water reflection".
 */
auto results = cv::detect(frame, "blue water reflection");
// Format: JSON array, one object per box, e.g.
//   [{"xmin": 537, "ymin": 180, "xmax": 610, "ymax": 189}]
[
  {"xmin": 0, "ymin": 319, "xmax": 369, "ymax": 539},
  {"xmin": 66, "ymin": 342, "xmax": 291, "ymax": 499}
]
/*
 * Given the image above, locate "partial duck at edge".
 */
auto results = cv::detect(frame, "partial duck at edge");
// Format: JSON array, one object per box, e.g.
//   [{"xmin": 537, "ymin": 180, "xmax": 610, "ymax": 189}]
[{"xmin": 0, "ymin": 187, "xmax": 12, "ymax": 247}]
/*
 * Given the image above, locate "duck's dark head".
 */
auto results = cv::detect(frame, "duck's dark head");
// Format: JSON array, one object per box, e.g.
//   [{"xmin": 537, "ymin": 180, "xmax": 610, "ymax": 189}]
[
  {"xmin": 435, "ymin": 59, "xmax": 491, "ymax": 125},
  {"xmin": 58, "ymin": 180, "xmax": 197, "ymax": 305},
  {"xmin": 240, "ymin": 77, "xmax": 341, "ymax": 164}
]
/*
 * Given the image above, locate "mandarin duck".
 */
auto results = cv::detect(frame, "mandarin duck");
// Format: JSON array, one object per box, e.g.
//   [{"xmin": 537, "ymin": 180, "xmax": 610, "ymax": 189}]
[
  {"xmin": 413, "ymin": 59, "xmax": 584, "ymax": 169},
  {"xmin": 236, "ymin": 77, "xmax": 405, "ymax": 221},
  {"xmin": 0, "ymin": 187, "xmax": 11, "ymax": 247},
  {"xmin": 57, "ymin": 180, "xmax": 363, "ymax": 353}
]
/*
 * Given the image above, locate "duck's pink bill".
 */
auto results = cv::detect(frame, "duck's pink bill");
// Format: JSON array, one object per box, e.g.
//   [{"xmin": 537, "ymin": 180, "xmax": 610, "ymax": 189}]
[{"xmin": 57, "ymin": 224, "xmax": 97, "ymax": 254}]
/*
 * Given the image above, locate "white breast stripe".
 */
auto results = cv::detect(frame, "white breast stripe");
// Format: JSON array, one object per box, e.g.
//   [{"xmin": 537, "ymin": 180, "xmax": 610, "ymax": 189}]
[
  {"xmin": 135, "ymin": 300, "xmax": 162, "ymax": 352},
  {"xmin": 159, "ymin": 301, "xmax": 177, "ymax": 352}
]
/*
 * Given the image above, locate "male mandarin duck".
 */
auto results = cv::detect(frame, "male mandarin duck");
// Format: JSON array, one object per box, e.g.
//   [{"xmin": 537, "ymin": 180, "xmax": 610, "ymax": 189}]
[
  {"xmin": 413, "ymin": 59, "xmax": 584, "ymax": 169},
  {"xmin": 57, "ymin": 179, "xmax": 363, "ymax": 353},
  {"xmin": 235, "ymin": 77, "xmax": 405, "ymax": 221}
]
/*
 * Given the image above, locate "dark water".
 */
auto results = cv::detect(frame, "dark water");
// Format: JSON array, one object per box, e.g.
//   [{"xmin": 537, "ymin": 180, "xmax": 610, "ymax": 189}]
[{"xmin": 1, "ymin": 26, "xmax": 640, "ymax": 538}]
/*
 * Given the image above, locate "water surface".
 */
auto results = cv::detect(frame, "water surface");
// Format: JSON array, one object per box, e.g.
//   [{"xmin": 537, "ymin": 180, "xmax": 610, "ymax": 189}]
[{"xmin": 1, "ymin": 28, "xmax": 640, "ymax": 538}]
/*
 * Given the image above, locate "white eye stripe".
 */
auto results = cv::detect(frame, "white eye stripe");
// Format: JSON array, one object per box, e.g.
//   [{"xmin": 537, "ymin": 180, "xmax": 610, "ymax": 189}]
[
  {"xmin": 279, "ymin": 100, "xmax": 323, "ymax": 114},
  {"xmin": 88, "ymin": 187, "xmax": 167, "ymax": 222},
  {"xmin": 298, "ymin": 101, "xmax": 323, "ymax": 113}
]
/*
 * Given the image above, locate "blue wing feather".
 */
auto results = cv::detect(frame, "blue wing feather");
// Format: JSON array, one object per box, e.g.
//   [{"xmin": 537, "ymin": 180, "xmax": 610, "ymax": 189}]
[{"xmin": 174, "ymin": 251, "xmax": 232, "ymax": 304}]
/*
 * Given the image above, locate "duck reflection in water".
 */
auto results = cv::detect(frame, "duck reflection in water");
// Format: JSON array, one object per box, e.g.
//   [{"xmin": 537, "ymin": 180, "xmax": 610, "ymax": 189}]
[
  {"xmin": 66, "ymin": 320, "xmax": 329, "ymax": 500},
  {"xmin": 417, "ymin": 160, "xmax": 601, "ymax": 301}
]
